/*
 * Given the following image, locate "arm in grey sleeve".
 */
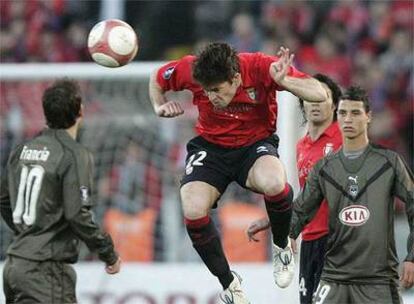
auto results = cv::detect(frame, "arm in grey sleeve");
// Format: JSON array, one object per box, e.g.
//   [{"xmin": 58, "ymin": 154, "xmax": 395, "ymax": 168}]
[
  {"xmin": 290, "ymin": 163, "xmax": 325, "ymax": 239},
  {"xmin": 0, "ymin": 168, "xmax": 17, "ymax": 233},
  {"xmin": 62, "ymin": 152, "xmax": 118, "ymax": 265},
  {"xmin": 393, "ymin": 154, "xmax": 414, "ymax": 262}
]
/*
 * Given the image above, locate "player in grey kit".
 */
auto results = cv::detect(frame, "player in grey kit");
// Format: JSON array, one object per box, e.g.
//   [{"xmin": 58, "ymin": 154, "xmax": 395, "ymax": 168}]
[
  {"xmin": 290, "ymin": 86, "xmax": 414, "ymax": 304},
  {"xmin": 0, "ymin": 79, "xmax": 121, "ymax": 303}
]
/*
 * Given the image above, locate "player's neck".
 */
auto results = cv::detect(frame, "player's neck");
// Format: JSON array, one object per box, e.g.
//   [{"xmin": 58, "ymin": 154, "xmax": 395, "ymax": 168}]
[
  {"xmin": 307, "ymin": 119, "xmax": 333, "ymax": 141},
  {"xmin": 343, "ymin": 133, "xmax": 369, "ymax": 152},
  {"xmin": 65, "ymin": 124, "xmax": 79, "ymax": 140}
]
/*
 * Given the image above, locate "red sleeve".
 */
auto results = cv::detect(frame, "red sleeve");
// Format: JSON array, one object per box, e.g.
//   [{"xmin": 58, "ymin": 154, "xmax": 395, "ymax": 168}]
[
  {"xmin": 254, "ymin": 53, "xmax": 310, "ymax": 91},
  {"xmin": 156, "ymin": 55, "xmax": 195, "ymax": 92},
  {"xmin": 333, "ymin": 133, "xmax": 343, "ymax": 151}
]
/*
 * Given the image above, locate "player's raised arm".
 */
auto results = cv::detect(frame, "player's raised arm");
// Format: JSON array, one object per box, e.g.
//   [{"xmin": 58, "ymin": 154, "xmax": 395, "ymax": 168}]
[
  {"xmin": 149, "ymin": 67, "xmax": 184, "ymax": 118},
  {"xmin": 270, "ymin": 47, "xmax": 327, "ymax": 102}
]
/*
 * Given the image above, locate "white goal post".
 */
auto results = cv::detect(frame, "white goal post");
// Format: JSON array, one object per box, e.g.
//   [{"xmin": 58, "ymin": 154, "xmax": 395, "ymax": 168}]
[
  {"xmin": 0, "ymin": 62, "xmax": 303, "ymax": 262},
  {"xmin": 0, "ymin": 62, "xmax": 164, "ymax": 80}
]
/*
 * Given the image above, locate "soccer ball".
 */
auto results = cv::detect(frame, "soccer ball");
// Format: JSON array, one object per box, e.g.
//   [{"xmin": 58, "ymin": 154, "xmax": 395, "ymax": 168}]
[{"xmin": 88, "ymin": 19, "xmax": 138, "ymax": 68}]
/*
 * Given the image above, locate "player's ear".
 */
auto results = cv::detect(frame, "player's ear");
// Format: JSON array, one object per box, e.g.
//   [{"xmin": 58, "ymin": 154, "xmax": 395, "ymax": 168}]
[
  {"xmin": 233, "ymin": 73, "xmax": 242, "ymax": 85},
  {"xmin": 78, "ymin": 104, "xmax": 84, "ymax": 118},
  {"xmin": 367, "ymin": 110, "xmax": 372, "ymax": 124}
]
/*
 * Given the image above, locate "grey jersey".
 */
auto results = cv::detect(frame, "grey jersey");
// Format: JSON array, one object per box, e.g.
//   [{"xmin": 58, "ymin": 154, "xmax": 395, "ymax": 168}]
[
  {"xmin": 0, "ymin": 129, "xmax": 117, "ymax": 265},
  {"xmin": 290, "ymin": 144, "xmax": 414, "ymax": 285}
]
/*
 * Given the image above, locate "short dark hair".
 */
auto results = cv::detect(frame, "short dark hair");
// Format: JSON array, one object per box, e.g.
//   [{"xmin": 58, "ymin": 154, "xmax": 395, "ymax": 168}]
[
  {"xmin": 340, "ymin": 85, "xmax": 370, "ymax": 113},
  {"xmin": 42, "ymin": 79, "xmax": 82, "ymax": 129},
  {"xmin": 299, "ymin": 73, "xmax": 342, "ymax": 122},
  {"xmin": 192, "ymin": 42, "xmax": 240, "ymax": 87}
]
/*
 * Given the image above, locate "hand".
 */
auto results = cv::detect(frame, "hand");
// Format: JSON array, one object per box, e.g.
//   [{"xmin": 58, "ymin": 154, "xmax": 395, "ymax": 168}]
[
  {"xmin": 246, "ymin": 218, "xmax": 270, "ymax": 242},
  {"xmin": 106, "ymin": 257, "xmax": 121, "ymax": 274},
  {"xmin": 155, "ymin": 101, "xmax": 184, "ymax": 118},
  {"xmin": 400, "ymin": 261, "xmax": 414, "ymax": 289},
  {"xmin": 269, "ymin": 46, "xmax": 294, "ymax": 85},
  {"xmin": 290, "ymin": 237, "xmax": 298, "ymax": 254}
]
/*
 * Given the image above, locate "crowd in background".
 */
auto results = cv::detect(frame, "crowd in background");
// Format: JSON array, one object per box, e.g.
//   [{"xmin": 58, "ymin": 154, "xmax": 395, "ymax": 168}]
[
  {"xmin": 0, "ymin": 0, "xmax": 413, "ymax": 261},
  {"xmin": 1, "ymin": 0, "xmax": 412, "ymax": 166}
]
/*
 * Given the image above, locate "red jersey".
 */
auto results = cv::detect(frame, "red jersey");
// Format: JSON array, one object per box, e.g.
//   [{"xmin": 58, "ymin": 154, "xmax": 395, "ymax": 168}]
[
  {"xmin": 296, "ymin": 122, "xmax": 342, "ymax": 241},
  {"xmin": 157, "ymin": 53, "xmax": 309, "ymax": 148}
]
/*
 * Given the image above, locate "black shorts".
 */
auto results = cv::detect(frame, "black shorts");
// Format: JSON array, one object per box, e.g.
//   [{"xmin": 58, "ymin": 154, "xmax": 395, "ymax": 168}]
[
  {"xmin": 299, "ymin": 235, "xmax": 328, "ymax": 304},
  {"xmin": 180, "ymin": 135, "xmax": 280, "ymax": 196},
  {"xmin": 3, "ymin": 255, "xmax": 77, "ymax": 304}
]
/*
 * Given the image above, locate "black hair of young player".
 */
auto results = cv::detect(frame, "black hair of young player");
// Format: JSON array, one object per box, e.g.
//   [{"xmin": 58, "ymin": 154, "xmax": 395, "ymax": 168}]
[
  {"xmin": 299, "ymin": 73, "xmax": 342, "ymax": 123},
  {"xmin": 340, "ymin": 85, "xmax": 371, "ymax": 113},
  {"xmin": 192, "ymin": 42, "xmax": 240, "ymax": 88},
  {"xmin": 42, "ymin": 79, "xmax": 82, "ymax": 129}
]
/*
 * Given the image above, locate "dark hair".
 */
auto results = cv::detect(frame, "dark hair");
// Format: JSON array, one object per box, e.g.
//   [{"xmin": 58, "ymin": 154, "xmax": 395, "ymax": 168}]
[
  {"xmin": 340, "ymin": 85, "xmax": 370, "ymax": 113},
  {"xmin": 299, "ymin": 73, "xmax": 342, "ymax": 122},
  {"xmin": 42, "ymin": 79, "xmax": 82, "ymax": 129},
  {"xmin": 192, "ymin": 42, "xmax": 240, "ymax": 87}
]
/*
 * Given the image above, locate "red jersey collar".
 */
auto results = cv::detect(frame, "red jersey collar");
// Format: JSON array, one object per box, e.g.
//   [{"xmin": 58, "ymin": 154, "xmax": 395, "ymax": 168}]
[
  {"xmin": 324, "ymin": 121, "xmax": 340, "ymax": 138},
  {"xmin": 304, "ymin": 121, "xmax": 340, "ymax": 143}
]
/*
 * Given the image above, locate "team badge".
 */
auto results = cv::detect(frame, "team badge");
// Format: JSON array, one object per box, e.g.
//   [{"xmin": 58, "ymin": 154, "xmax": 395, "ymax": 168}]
[
  {"xmin": 163, "ymin": 66, "xmax": 175, "ymax": 80},
  {"xmin": 80, "ymin": 186, "xmax": 89, "ymax": 203},
  {"xmin": 323, "ymin": 143, "xmax": 334, "ymax": 156},
  {"xmin": 347, "ymin": 175, "xmax": 359, "ymax": 198},
  {"xmin": 246, "ymin": 88, "xmax": 257, "ymax": 101}
]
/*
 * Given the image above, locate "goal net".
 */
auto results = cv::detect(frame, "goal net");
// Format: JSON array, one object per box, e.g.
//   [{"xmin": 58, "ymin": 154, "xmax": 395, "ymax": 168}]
[{"xmin": 0, "ymin": 62, "xmax": 302, "ymax": 263}]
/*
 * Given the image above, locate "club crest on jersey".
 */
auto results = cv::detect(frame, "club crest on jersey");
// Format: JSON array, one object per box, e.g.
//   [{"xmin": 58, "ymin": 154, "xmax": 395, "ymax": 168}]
[
  {"xmin": 163, "ymin": 66, "xmax": 175, "ymax": 80},
  {"xmin": 246, "ymin": 87, "xmax": 257, "ymax": 101},
  {"xmin": 339, "ymin": 205, "xmax": 370, "ymax": 226},
  {"xmin": 347, "ymin": 175, "xmax": 359, "ymax": 198},
  {"xmin": 323, "ymin": 143, "xmax": 334, "ymax": 156},
  {"xmin": 80, "ymin": 186, "xmax": 89, "ymax": 203}
]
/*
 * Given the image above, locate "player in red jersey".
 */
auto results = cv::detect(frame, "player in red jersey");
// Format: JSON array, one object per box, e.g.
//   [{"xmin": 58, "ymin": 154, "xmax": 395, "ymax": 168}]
[
  {"xmin": 247, "ymin": 74, "xmax": 342, "ymax": 304},
  {"xmin": 149, "ymin": 42, "xmax": 326, "ymax": 303}
]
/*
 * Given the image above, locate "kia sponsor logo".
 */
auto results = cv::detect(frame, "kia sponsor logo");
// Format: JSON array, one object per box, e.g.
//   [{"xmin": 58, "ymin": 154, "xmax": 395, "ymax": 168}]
[{"xmin": 339, "ymin": 205, "xmax": 370, "ymax": 226}]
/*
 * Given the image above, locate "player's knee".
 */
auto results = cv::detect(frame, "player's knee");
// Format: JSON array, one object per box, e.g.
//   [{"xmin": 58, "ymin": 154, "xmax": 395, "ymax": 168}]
[
  {"xmin": 182, "ymin": 202, "xmax": 209, "ymax": 219},
  {"xmin": 180, "ymin": 182, "xmax": 219, "ymax": 219},
  {"xmin": 261, "ymin": 178, "xmax": 285, "ymax": 197},
  {"xmin": 181, "ymin": 191, "xmax": 210, "ymax": 219}
]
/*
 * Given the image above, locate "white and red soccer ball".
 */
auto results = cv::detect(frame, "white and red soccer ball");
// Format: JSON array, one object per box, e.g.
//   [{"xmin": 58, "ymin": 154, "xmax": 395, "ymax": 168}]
[{"xmin": 88, "ymin": 19, "xmax": 138, "ymax": 68}]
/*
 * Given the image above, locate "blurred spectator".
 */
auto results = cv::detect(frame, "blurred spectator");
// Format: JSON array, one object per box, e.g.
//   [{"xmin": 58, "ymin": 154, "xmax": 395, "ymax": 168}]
[
  {"xmin": 380, "ymin": 29, "xmax": 413, "ymax": 78},
  {"xmin": 298, "ymin": 32, "xmax": 352, "ymax": 86},
  {"xmin": 109, "ymin": 140, "xmax": 162, "ymax": 214},
  {"xmin": 193, "ymin": 0, "xmax": 233, "ymax": 41},
  {"xmin": 226, "ymin": 13, "xmax": 262, "ymax": 52},
  {"xmin": 367, "ymin": 1, "xmax": 394, "ymax": 48},
  {"xmin": 0, "ymin": 0, "xmax": 97, "ymax": 63},
  {"xmin": 328, "ymin": 0, "xmax": 369, "ymax": 47}
]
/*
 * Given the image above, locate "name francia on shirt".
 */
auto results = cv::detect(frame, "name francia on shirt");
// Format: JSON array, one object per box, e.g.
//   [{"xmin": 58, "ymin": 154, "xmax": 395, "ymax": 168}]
[
  {"xmin": 20, "ymin": 146, "xmax": 50, "ymax": 162},
  {"xmin": 213, "ymin": 104, "xmax": 254, "ymax": 114}
]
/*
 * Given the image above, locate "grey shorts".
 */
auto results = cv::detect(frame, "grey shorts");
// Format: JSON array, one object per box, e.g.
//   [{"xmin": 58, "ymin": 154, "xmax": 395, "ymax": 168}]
[
  {"xmin": 3, "ymin": 255, "xmax": 77, "ymax": 304},
  {"xmin": 313, "ymin": 279, "xmax": 402, "ymax": 304}
]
